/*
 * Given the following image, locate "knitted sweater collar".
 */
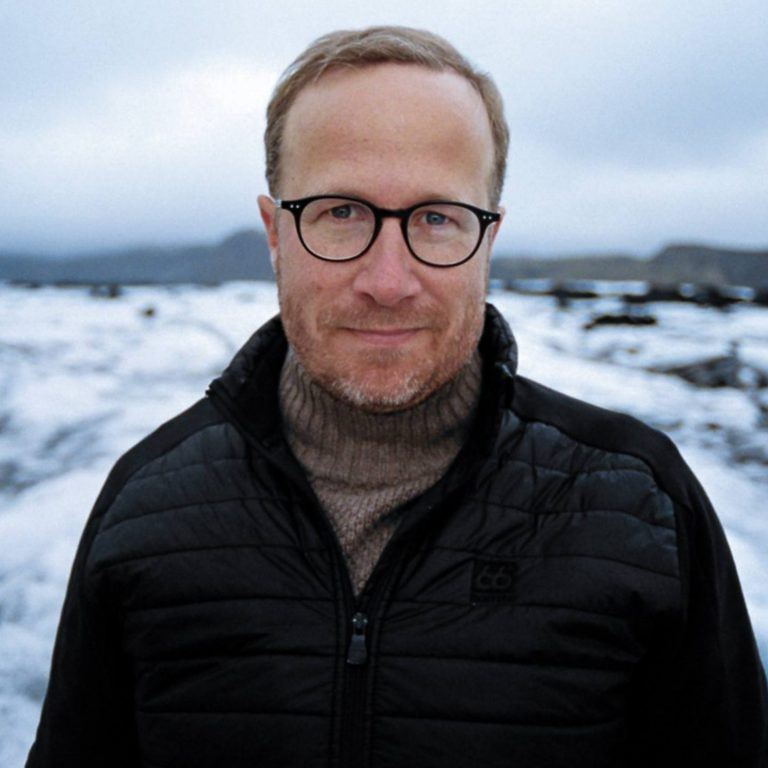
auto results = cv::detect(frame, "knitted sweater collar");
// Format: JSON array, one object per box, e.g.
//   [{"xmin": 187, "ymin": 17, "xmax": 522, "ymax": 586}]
[{"xmin": 278, "ymin": 347, "xmax": 483, "ymax": 489}]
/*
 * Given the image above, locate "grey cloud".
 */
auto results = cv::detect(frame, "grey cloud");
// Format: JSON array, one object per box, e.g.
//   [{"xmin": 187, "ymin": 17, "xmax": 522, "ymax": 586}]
[
  {"xmin": 495, "ymin": 1, "xmax": 768, "ymax": 167},
  {"xmin": 1, "ymin": 0, "xmax": 766, "ymax": 254}
]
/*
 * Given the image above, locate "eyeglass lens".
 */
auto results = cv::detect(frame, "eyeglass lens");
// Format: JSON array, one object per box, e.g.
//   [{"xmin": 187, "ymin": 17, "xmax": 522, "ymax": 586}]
[{"xmin": 298, "ymin": 198, "xmax": 481, "ymax": 266}]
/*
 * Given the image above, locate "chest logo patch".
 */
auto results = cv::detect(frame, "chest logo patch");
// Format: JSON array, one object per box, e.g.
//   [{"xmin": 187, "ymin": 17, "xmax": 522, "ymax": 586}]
[{"xmin": 471, "ymin": 559, "xmax": 518, "ymax": 602}]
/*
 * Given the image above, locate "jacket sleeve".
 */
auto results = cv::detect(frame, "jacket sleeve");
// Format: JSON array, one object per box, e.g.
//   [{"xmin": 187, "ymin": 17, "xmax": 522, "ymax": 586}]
[
  {"xmin": 25, "ymin": 489, "xmax": 139, "ymax": 767},
  {"xmin": 629, "ymin": 467, "xmax": 768, "ymax": 767}
]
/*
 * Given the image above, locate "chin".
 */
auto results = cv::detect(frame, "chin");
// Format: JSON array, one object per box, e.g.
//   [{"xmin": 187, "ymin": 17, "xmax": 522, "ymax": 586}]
[
  {"xmin": 334, "ymin": 380, "xmax": 427, "ymax": 413},
  {"xmin": 320, "ymin": 363, "xmax": 439, "ymax": 413}
]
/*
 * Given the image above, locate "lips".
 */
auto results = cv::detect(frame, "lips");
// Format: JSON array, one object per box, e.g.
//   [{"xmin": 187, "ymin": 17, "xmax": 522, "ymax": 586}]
[{"xmin": 343, "ymin": 327, "xmax": 423, "ymax": 347}]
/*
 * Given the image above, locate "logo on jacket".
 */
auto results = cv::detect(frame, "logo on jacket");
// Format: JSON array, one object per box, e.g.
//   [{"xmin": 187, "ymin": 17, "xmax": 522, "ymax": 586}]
[{"xmin": 471, "ymin": 559, "xmax": 518, "ymax": 602}]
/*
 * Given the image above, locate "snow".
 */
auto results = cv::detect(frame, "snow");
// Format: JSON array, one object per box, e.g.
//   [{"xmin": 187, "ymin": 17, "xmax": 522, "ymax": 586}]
[{"xmin": 1, "ymin": 281, "xmax": 766, "ymax": 766}]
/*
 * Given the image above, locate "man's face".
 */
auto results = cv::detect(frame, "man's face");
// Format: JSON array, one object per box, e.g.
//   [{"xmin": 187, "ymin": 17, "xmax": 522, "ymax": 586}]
[{"xmin": 258, "ymin": 63, "xmax": 501, "ymax": 412}]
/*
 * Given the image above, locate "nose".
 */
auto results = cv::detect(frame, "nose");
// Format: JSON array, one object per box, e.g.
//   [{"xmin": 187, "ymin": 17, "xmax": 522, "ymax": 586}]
[{"xmin": 350, "ymin": 218, "xmax": 422, "ymax": 307}]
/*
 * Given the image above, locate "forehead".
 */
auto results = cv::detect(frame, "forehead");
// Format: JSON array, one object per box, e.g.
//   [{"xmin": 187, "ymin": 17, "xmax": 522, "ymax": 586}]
[{"xmin": 279, "ymin": 63, "xmax": 495, "ymax": 205}]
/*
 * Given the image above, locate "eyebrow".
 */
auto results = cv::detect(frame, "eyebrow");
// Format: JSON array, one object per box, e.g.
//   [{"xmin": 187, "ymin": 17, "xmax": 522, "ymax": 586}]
[{"xmin": 319, "ymin": 189, "xmax": 469, "ymax": 205}]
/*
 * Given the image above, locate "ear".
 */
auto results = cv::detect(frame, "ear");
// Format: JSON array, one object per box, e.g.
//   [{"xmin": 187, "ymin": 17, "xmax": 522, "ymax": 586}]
[
  {"xmin": 485, "ymin": 205, "xmax": 505, "ymax": 253},
  {"xmin": 257, "ymin": 195, "xmax": 280, "ymax": 273}
]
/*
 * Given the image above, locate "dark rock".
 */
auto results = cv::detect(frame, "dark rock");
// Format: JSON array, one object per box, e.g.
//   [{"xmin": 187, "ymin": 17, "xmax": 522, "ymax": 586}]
[
  {"xmin": 622, "ymin": 284, "xmax": 687, "ymax": 304},
  {"xmin": 88, "ymin": 283, "xmax": 122, "ymax": 298},
  {"xmin": 687, "ymin": 284, "xmax": 742, "ymax": 309},
  {"xmin": 584, "ymin": 314, "xmax": 657, "ymax": 330},
  {"xmin": 650, "ymin": 347, "xmax": 768, "ymax": 389}
]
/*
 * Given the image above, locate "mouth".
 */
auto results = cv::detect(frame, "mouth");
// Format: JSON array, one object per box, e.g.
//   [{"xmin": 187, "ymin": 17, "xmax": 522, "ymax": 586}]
[{"xmin": 342, "ymin": 327, "xmax": 423, "ymax": 347}]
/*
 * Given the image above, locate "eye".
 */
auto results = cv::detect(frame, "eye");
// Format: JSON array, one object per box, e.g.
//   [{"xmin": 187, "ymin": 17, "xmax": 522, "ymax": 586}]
[
  {"xmin": 413, "ymin": 207, "xmax": 459, "ymax": 229},
  {"xmin": 302, "ymin": 198, "xmax": 373, "ymax": 229},
  {"xmin": 321, "ymin": 201, "xmax": 369, "ymax": 222},
  {"xmin": 330, "ymin": 204, "xmax": 353, "ymax": 220},
  {"xmin": 424, "ymin": 211, "xmax": 448, "ymax": 226}
]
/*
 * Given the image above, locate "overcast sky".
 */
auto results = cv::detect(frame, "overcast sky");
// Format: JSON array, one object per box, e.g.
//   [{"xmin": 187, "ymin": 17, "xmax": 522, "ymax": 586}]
[{"xmin": 1, "ymin": 0, "xmax": 767, "ymax": 257}]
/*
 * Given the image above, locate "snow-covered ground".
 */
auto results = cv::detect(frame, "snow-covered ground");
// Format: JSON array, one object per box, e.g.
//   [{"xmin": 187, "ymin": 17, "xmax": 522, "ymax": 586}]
[{"xmin": 1, "ymin": 281, "xmax": 766, "ymax": 766}]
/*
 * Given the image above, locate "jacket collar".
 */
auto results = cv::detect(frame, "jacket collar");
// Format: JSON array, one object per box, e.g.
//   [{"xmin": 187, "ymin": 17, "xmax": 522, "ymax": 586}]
[
  {"xmin": 209, "ymin": 302, "xmax": 518, "ymax": 447},
  {"xmin": 478, "ymin": 301, "xmax": 519, "ymax": 381}
]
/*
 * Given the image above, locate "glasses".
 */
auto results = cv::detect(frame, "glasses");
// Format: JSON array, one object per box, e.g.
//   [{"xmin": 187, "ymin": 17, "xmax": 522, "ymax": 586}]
[{"xmin": 276, "ymin": 195, "xmax": 500, "ymax": 268}]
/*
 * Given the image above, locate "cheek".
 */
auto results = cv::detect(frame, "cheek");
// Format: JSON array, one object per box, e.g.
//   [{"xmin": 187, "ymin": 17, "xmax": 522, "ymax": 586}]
[
  {"xmin": 277, "ymin": 252, "xmax": 347, "ymax": 335},
  {"xmin": 276, "ymin": 233, "xmax": 318, "ymax": 292},
  {"xmin": 440, "ymin": 262, "xmax": 487, "ymax": 313},
  {"xmin": 441, "ymin": 263, "xmax": 488, "ymax": 340}
]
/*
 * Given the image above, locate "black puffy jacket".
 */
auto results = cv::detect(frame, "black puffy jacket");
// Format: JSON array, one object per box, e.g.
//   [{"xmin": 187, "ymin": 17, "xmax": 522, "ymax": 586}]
[{"xmin": 28, "ymin": 304, "xmax": 768, "ymax": 768}]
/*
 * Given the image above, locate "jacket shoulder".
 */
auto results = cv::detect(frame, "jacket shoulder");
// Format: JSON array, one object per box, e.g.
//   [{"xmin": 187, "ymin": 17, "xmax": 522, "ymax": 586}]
[
  {"xmin": 90, "ymin": 396, "xmax": 226, "ymax": 521},
  {"xmin": 511, "ymin": 374, "xmax": 700, "ymax": 510}
]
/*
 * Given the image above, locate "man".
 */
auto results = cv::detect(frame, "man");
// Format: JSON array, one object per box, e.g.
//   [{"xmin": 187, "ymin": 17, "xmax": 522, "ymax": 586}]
[{"xmin": 28, "ymin": 26, "xmax": 767, "ymax": 768}]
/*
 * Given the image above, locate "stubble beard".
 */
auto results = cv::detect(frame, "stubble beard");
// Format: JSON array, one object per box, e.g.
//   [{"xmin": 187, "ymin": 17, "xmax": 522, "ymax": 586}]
[
  {"xmin": 276, "ymin": 254, "xmax": 487, "ymax": 414},
  {"xmin": 327, "ymin": 342, "xmax": 440, "ymax": 412}
]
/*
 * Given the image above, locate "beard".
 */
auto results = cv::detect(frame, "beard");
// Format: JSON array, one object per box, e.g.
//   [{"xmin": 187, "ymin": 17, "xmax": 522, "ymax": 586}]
[{"xmin": 275, "ymin": 250, "xmax": 487, "ymax": 414}]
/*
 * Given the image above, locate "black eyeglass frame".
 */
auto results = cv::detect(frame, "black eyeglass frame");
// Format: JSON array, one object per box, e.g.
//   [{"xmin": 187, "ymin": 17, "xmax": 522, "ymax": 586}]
[{"xmin": 276, "ymin": 194, "xmax": 501, "ymax": 268}]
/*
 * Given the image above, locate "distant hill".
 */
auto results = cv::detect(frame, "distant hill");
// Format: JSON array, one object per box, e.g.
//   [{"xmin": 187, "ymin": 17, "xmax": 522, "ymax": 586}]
[
  {"xmin": 2, "ymin": 233, "xmax": 767, "ymax": 288},
  {"xmin": 0, "ymin": 229, "xmax": 273, "ymax": 285},
  {"xmin": 490, "ymin": 244, "xmax": 768, "ymax": 288},
  {"xmin": 650, "ymin": 245, "xmax": 768, "ymax": 286}
]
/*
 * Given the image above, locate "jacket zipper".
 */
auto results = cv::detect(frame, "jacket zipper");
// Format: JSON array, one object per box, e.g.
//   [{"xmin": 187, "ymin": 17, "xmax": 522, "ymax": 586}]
[
  {"xmin": 339, "ymin": 557, "xmax": 403, "ymax": 768},
  {"xmin": 340, "ymin": 611, "xmax": 370, "ymax": 767},
  {"xmin": 347, "ymin": 612, "xmax": 369, "ymax": 665}
]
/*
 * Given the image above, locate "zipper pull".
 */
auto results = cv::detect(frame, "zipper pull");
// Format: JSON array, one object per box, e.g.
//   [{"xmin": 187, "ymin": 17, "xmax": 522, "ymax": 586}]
[{"xmin": 346, "ymin": 612, "xmax": 369, "ymax": 665}]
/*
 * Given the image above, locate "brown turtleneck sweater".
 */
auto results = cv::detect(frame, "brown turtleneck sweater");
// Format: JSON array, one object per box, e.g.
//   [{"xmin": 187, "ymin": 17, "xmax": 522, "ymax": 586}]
[{"xmin": 278, "ymin": 349, "xmax": 482, "ymax": 596}]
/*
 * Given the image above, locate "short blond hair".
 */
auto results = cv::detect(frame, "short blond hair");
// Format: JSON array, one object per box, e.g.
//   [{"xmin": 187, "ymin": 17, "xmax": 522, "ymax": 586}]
[{"xmin": 264, "ymin": 26, "xmax": 508, "ymax": 208}]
